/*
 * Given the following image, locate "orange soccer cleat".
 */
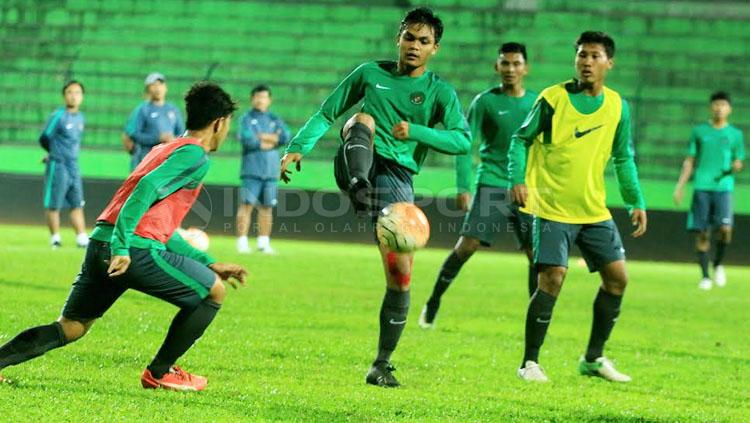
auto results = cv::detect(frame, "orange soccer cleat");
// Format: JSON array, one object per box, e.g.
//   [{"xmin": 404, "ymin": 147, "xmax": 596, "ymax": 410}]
[{"xmin": 141, "ymin": 365, "xmax": 208, "ymax": 392}]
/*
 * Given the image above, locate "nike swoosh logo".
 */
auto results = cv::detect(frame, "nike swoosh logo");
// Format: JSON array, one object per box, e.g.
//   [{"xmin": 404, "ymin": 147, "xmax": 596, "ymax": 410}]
[
  {"xmin": 346, "ymin": 144, "xmax": 368, "ymax": 151},
  {"xmin": 389, "ymin": 319, "xmax": 407, "ymax": 325},
  {"xmin": 375, "ymin": 83, "xmax": 391, "ymax": 90},
  {"xmin": 498, "ymin": 110, "xmax": 509, "ymax": 116},
  {"xmin": 574, "ymin": 125, "xmax": 604, "ymax": 138},
  {"xmin": 536, "ymin": 318, "xmax": 551, "ymax": 323}
]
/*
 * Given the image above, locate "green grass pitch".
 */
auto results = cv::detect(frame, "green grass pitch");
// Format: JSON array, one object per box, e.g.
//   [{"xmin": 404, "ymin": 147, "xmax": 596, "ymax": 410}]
[{"xmin": 0, "ymin": 224, "xmax": 747, "ymax": 421}]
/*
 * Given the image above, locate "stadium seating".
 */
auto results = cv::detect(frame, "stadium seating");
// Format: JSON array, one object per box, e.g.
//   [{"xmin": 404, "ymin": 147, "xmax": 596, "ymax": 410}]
[{"xmin": 0, "ymin": 0, "xmax": 747, "ymax": 183}]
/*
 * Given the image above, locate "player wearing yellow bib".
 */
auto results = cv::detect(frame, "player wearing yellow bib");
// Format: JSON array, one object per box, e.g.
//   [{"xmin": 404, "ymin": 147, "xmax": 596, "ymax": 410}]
[{"xmin": 507, "ymin": 32, "xmax": 647, "ymax": 383}]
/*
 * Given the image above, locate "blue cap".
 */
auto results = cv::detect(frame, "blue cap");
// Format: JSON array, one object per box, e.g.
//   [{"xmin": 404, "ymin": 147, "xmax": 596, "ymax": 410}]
[{"xmin": 144, "ymin": 72, "xmax": 166, "ymax": 86}]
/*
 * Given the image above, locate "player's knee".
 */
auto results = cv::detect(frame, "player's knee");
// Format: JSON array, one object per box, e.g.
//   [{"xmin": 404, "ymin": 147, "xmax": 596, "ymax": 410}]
[
  {"xmin": 603, "ymin": 276, "xmax": 628, "ymax": 295},
  {"xmin": 538, "ymin": 266, "xmax": 565, "ymax": 295},
  {"xmin": 57, "ymin": 317, "xmax": 94, "ymax": 342},
  {"xmin": 208, "ymin": 278, "xmax": 227, "ymax": 303},
  {"xmin": 695, "ymin": 232, "xmax": 710, "ymax": 251},
  {"xmin": 386, "ymin": 251, "xmax": 412, "ymax": 291},
  {"xmin": 719, "ymin": 226, "xmax": 732, "ymax": 243},
  {"xmin": 349, "ymin": 113, "xmax": 376, "ymax": 134}
]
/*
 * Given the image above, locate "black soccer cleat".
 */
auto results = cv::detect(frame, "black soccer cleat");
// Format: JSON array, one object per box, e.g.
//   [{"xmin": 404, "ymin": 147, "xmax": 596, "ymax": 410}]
[
  {"xmin": 365, "ymin": 362, "xmax": 400, "ymax": 388},
  {"xmin": 347, "ymin": 177, "xmax": 373, "ymax": 216}
]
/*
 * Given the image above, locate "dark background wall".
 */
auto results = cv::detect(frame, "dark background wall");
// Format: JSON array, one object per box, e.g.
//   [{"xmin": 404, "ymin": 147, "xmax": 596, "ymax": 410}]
[{"xmin": 2, "ymin": 173, "xmax": 747, "ymax": 265}]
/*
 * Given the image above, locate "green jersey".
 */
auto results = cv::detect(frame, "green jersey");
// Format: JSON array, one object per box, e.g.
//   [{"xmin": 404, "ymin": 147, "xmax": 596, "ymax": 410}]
[
  {"xmin": 90, "ymin": 143, "xmax": 215, "ymax": 265},
  {"xmin": 688, "ymin": 122, "xmax": 745, "ymax": 192},
  {"xmin": 456, "ymin": 87, "xmax": 537, "ymax": 191},
  {"xmin": 286, "ymin": 61, "xmax": 471, "ymax": 173}
]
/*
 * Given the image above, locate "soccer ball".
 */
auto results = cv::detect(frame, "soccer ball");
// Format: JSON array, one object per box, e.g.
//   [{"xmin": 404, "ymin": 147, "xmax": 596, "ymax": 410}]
[
  {"xmin": 177, "ymin": 227, "xmax": 210, "ymax": 252},
  {"xmin": 376, "ymin": 202, "xmax": 430, "ymax": 253}
]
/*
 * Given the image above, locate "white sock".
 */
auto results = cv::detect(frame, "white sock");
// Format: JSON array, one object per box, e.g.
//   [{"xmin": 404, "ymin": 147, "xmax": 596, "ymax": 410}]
[
  {"xmin": 257, "ymin": 235, "xmax": 270, "ymax": 249},
  {"xmin": 50, "ymin": 233, "xmax": 61, "ymax": 243}
]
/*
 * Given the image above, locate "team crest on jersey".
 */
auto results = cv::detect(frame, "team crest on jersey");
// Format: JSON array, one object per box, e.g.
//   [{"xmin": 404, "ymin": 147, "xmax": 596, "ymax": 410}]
[
  {"xmin": 410, "ymin": 91, "xmax": 425, "ymax": 105},
  {"xmin": 168, "ymin": 111, "xmax": 176, "ymax": 121},
  {"xmin": 65, "ymin": 123, "xmax": 74, "ymax": 130},
  {"xmin": 150, "ymin": 112, "xmax": 159, "ymax": 118}
]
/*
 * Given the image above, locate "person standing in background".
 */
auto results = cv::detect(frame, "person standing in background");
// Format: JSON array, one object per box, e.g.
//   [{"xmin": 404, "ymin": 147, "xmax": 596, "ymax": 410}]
[
  {"xmin": 236, "ymin": 85, "xmax": 290, "ymax": 254},
  {"xmin": 124, "ymin": 72, "xmax": 185, "ymax": 169},
  {"xmin": 40, "ymin": 80, "xmax": 89, "ymax": 249}
]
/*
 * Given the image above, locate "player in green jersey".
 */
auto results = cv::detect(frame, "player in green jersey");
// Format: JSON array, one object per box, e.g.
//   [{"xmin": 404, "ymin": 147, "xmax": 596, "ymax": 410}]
[
  {"xmin": 508, "ymin": 31, "xmax": 647, "ymax": 383},
  {"xmin": 419, "ymin": 42, "xmax": 537, "ymax": 330},
  {"xmin": 673, "ymin": 91, "xmax": 745, "ymax": 290},
  {"xmin": 280, "ymin": 7, "xmax": 470, "ymax": 387}
]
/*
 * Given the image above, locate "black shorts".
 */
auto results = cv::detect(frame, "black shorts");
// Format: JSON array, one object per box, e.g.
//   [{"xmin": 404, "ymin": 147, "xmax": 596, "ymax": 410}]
[
  {"xmin": 61, "ymin": 239, "xmax": 217, "ymax": 321},
  {"xmin": 460, "ymin": 184, "xmax": 533, "ymax": 249},
  {"xmin": 687, "ymin": 190, "xmax": 733, "ymax": 231},
  {"xmin": 534, "ymin": 218, "xmax": 625, "ymax": 273}
]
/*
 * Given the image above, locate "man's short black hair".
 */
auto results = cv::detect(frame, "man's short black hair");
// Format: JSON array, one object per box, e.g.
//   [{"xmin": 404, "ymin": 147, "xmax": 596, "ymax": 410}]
[
  {"xmin": 251, "ymin": 84, "xmax": 271, "ymax": 97},
  {"xmin": 499, "ymin": 42, "xmax": 528, "ymax": 62},
  {"xmin": 399, "ymin": 7, "xmax": 443, "ymax": 44},
  {"xmin": 62, "ymin": 80, "xmax": 84, "ymax": 95},
  {"xmin": 575, "ymin": 31, "xmax": 615, "ymax": 58},
  {"xmin": 185, "ymin": 81, "xmax": 237, "ymax": 130},
  {"xmin": 710, "ymin": 91, "xmax": 731, "ymax": 104}
]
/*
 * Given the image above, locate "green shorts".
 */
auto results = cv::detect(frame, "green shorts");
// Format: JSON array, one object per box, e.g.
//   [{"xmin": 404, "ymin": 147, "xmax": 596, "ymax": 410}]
[
  {"xmin": 61, "ymin": 239, "xmax": 217, "ymax": 320},
  {"xmin": 460, "ymin": 184, "xmax": 533, "ymax": 249},
  {"xmin": 534, "ymin": 218, "xmax": 625, "ymax": 273}
]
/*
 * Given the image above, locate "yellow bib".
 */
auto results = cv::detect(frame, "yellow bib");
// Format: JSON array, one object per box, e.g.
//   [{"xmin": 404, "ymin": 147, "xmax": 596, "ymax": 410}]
[{"xmin": 522, "ymin": 81, "xmax": 622, "ymax": 223}]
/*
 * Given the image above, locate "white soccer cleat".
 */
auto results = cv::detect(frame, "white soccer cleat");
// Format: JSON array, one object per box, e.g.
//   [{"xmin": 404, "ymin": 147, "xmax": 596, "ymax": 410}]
[
  {"xmin": 517, "ymin": 361, "xmax": 549, "ymax": 382},
  {"xmin": 236, "ymin": 237, "xmax": 251, "ymax": 254},
  {"xmin": 579, "ymin": 356, "xmax": 631, "ymax": 382},
  {"xmin": 699, "ymin": 278, "xmax": 713, "ymax": 290},
  {"xmin": 418, "ymin": 305, "xmax": 434, "ymax": 329},
  {"xmin": 714, "ymin": 266, "xmax": 726, "ymax": 288}
]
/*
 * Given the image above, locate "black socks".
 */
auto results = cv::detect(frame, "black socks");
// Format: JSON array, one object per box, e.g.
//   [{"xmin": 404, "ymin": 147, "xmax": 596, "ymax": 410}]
[
  {"xmin": 698, "ymin": 250, "xmax": 710, "ymax": 278},
  {"xmin": 527, "ymin": 265, "xmax": 538, "ymax": 298},
  {"xmin": 714, "ymin": 241, "xmax": 727, "ymax": 267},
  {"xmin": 585, "ymin": 288, "xmax": 623, "ymax": 362},
  {"xmin": 426, "ymin": 251, "xmax": 469, "ymax": 311},
  {"xmin": 522, "ymin": 290, "xmax": 557, "ymax": 365},
  {"xmin": 0, "ymin": 322, "xmax": 66, "ymax": 370},
  {"xmin": 148, "ymin": 299, "xmax": 221, "ymax": 378},
  {"xmin": 343, "ymin": 122, "xmax": 373, "ymax": 187},
  {"xmin": 375, "ymin": 289, "xmax": 410, "ymax": 365}
]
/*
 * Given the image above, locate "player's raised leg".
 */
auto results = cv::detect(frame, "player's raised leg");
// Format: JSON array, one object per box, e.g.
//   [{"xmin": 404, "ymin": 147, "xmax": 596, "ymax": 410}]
[
  {"xmin": 366, "ymin": 245, "xmax": 413, "ymax": 387},
  {"xmin": 579, "ymin": 259, "xmax": 631, "ymax": 382},
  {"xmin": 340, "ymin": 113, "xmax": 375, "ymax": 213}
]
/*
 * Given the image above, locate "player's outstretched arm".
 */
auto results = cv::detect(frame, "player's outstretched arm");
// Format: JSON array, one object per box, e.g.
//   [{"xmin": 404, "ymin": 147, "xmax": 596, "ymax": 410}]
[
  {"xmin": 208, "ymin": 263, "xmax": 248, "ymax": 289},
  {"xmin": 284, "ymin": 64, "xmax": 367, "ymax": 159}
]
